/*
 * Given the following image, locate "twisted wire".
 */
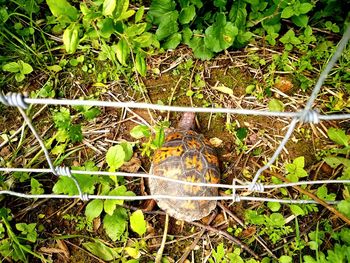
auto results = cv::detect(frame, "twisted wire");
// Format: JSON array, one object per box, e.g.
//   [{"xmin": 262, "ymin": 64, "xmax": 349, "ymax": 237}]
[
  {"xmin": 0, "ymin": 91, "xmax": 28, "ymax": 109},
  {"xmin": 55, "ymin": 167, "xmax": 89, "ymax": 201}
]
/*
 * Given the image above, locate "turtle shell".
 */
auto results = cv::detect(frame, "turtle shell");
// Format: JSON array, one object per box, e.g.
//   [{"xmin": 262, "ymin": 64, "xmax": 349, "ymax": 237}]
[{"xmin": 149, "ymin": 130, "xmax": 220, "ymax": 222}]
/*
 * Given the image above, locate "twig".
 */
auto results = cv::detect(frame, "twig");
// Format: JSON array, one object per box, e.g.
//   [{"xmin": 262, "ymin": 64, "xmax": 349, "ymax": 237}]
[
  {"xmin": 177, "ymin": 211, "xmax": 217, "ymax": 263},
  {"xmin": 190, "ymin": 221, "xmax": 260, "ymax": 259},
  {"xmin": 155, "ymin": 213, "xmax": 169, "ymax": 263}
]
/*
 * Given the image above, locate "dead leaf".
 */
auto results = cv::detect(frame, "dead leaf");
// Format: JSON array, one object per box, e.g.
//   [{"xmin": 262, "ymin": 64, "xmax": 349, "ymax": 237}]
[
  {"xmin": 209, "ymin": 137, "xmax": 223, "ymax": 147},
  {"xmin": 119, "ymin": 157, "xmax": 141, "ymax": 173},
  {"xmin": 93, "ymin": 217, "xmax": 101, "ymax": 232},
  {"xmin": 275, "ymin": 77, "xmax": 293, "ymax": 93},
  {"xmin": 241, "ymin": 226, "xmax": 256, "ymax": 238},
  {"xmin": 212, "ymin": 84, "xmax": 233, "ymax": 95}
]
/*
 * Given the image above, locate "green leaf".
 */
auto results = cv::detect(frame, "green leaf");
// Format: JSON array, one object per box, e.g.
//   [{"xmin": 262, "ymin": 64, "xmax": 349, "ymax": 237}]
[
  {"xmin": 106, "ymin": 145, "xmax": 126, "ymax": 171},
  {"xmin": 103, "ymin": 206, "xmax": 128, "ymax": 241},
  {"xmin": 47, "ymin": 65, "xmax": 63, "ymax": 72},
  {"xmin": 324, "ymin": 156, "xmax": 350, "ymax": 169},
  {"xmin": 148, "ymin": 0, "xmax": 177, "ymax": 25},
  {"xmin": 135, "ymin": 52, "xmax": 147, "ymax": 77},
  {"xmin": 268, "ymin": 99, "xmax": 284, "ymax": 112},
  {"xmin": 163, "ymin": 33, "xmax": 182, "ymax": 50},
  {"xmin": 30, "ymin": 178, "xmax": 44, "ymax": 195},
  {"xmin": 3, "ymin": 62, "xmax": 20, "ymax": 73},
  {"xmin": 290, "ymin": 205, "xmax": 305, "ymax": 216},
  {"xmin": 63, "ymin": 24, "xmax": 80, "ymax": 54},
  {"xmin": 228, "ymin": 1, "xmax": 247, "ymax": 30},
  {"xmin": 68, "ymin": 124, "xmax": 83, "ymax": 143},
  {"xmin": 46, "ymin": 0, "xmax": 78, "ymax": 21},
  {"xmin": 188, "ymin": 35, "xmax": 214, "ymax": 60},
  {"xmin": 214, "ymin": 0, "xmax": 226, "ymax": 8},
  {"xmin": 269, "ymin": 213, "xmax": 285, "ymax": 227},
  {"xmin": 281, "ymin": 6, "xmax": 294, "ymax": 18},
  {"xmin": 135, "ymin": 6, "xmax": 144, "ymax": 23},
  {"xmin": 338, "ymin": 200, "xmax": 350, "ymax": 218},
  {"xmin": 156, "ymin": 11, "xmax": 179, "ymax": 40},
  {"xmin": 327, "ymin": 128, "xmax": 349, "ymax": 147},
  {"xmin": 52, "ymin": 107, "xmax": 71, "ymax": 129},
  {"xmin": 114, "ymin": 0, "xmax": 131, "ymax": 21},
  {"xmin": 153, "ymin": 126, "xmax": 165, "ymax": 148},
  {"xmin": 130, "ymin": 210, "xmax": 147, "ymax": 236},
  {"xmin": 104, "ymin": 186, "xmax": 135, "ymax": 215},
  {"xmin": 115, "ymin": 38, "xmax": 129, "ymax": 65},
  {"xmin": 83, "ymin": 241, "xmax": 119, "ymax": 261},
  {"xmin": 267, "ymin": 202, "xmax": 281, "ymax": 212},
  {"xmin": 236, "ymin": 127, "xmax": 248, "ymax": 140},
  {"xmin": 279, "ymin": 255, "xmax": 292, "ymax": 263},
  {"xmin": 15, "ymin": 73, "xmax": 25, "ymax": 82},
  {"xmin": 120, "ymin": 142, "xmax": 133, "ymax": 162},
  {"xmin": 103, "ymin": 0, "xmax": 116, "ymax": 16},
  {"xmin": 18, "ymin": 60, "xmax": 33, "ymax": 74},
  {"xmin": 204, "ymin": 13, "xmax": 238, "ymax": 53},
  {"xmin": 125, "ymin": 23, "xmax": 147, "ymax": 37},
  {"xmin": 179, "ymin": 5, "xmax": 196, "ymax": 24},
  {"xmin": 299, "ymin": 3, "xmax": 313, "ymax": 14},
  {"xmin": 130, "ymin": 125, "xmax": 151, "ymax": 139},
  {"xmin": 98, "ymin": 18, "xmax": 115, "ymax": 38},
  {"xmin": 85, "ymin": 199, "xmax": 104, "ymax": 222},
  {"xmin": 292, "ymin": 14, "xmax": 309, "ymax": 28}
]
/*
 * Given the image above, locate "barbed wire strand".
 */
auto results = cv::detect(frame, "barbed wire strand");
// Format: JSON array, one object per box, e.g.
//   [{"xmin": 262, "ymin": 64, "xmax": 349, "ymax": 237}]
[
  {"xmin": 1, "ymin": 167, "xmax": 350, "ymax": 190},
  {"xmin": 0, "ymin": 190, "xmax": 339, "ymax": 204},
  {"xmin": 0, "ymin": 26, "xmax": 349, "ymax": 205}
]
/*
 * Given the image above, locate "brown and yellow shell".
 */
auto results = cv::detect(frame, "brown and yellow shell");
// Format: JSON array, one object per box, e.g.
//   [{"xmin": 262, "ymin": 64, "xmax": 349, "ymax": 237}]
[{"xmin": 149, "ymin": 130, "xmax": 220, "ymax": 222}]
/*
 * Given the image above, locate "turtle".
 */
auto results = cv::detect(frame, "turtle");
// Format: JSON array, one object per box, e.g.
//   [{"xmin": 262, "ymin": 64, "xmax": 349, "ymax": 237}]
[{"xmin": 149, "ymin": 112, "xmax": 220, "ymax": 222}]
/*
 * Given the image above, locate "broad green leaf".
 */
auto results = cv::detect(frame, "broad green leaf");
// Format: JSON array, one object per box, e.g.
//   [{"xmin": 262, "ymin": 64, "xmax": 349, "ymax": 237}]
[
  {"xmin": 338, "ymin": 200, "xmax": 350, "ymax": 218},
  {"xmin": 188, "ymin": 35, "xmax": 214, "ymax": 60},
  {"xmin": 103, "ymin": 0, "xmax": 116, "ymax": 16},
  {"xmin": 228, "ymin": 1, "xmax": 247, "ymax": 30},
  {"xmin": 135, "ymin": 52, "xmax": 147, "ymax": 76},
  {"xmin": 293, "ymin": 156, "xmax": 305, "ymax": 168},
  {"xmin": 156, "ymin": 10, "xmax": 179, "ymax": 40},
  {"xmin": 63, "ymin": 24, "xmax": 80, "ymax": 54},
  {"xmin": 15, "ymin": 73, "xmax": 25, "ymax": 82},
  {"xmin": 214, "ymin": 0, "xmax": 226, "ymax": 8},
  {"xmin": 267, "ymin": 202, "xmax": 281, "ymax": 212},
  {"xmin": 3, "ymin": 62, "xmax": 20, "ymax": 73},
  {"xmin": 98, "ymin": 18, "xmax": 115, "ymax": 38},
  {"xmin": 83, "ymin": 241, "xmax": 119, "ymax": 261},
  {"xmin": 113, "ymin": 0, "xmax": 130, "ymax": 20},
  {"xmin": 269, "ymin": 213, "xmax": 285, "ymax": 227},
  {"xmin": 106, "ymin": 145, "xmax": 126, "ymax": 171},
  {"xmin": 135, "ymin": 6, "xmax": 144, "ymax": 23},
  {"xmin": 85, "ymin": 199, "xmax": 104, "ymax": 221},
  {"xmin": 204, "ymin": 13, "xmax": 238, "ymax": 53},
  {"xmin": 281, "ymin": 6, "xmax": 294, "ymax": 18},
  {"xmin": 125, "ymin": 23, "xmax": 147, "ymax": 37},
  {"xmin": 18, "ymin": 60, "xmax": 33, "ymax": 74},
  {"xmin": 299, "ymin": 3, "xmax": 313, "ymax": 14},
  {"xmin": 125, "ymin": 247, "xmax": 140, "ymax": 259},
  {"xmin": 120, "ymin": 142, "xmax": 133, "ymax": 162},
  {"xmin": 52, "ymin": 173, "xmax": 97, "ymax": 195},
  {"xmin": 47, "ymin": 65, "xmax": 62, "ymax": 72},
  {"xmin": 179, "ymin": 5, "xmax": 195, "ymax": 24},
  {"xmin": 316, "ymin": 185, "xmax": 336, "ymax": 201},
  {"xmin": 133, "ymin": 32, "xmax": 155, "ymax": 48},
  {"xmin": 324, "ymin": 157, "xmax": 350, "ymax": 168},
  {"xmin": 46, "ymin": 0, "xmax": 78, "ymax": 21},
  {"xmin": 163, "ymin": 33, "xmax": 182, "ymax": 50},
  {"xmin": 115, "ymin": 38, "xmax": 129, "ymax": 65},
  {"xmin": 103, "ymin": 206, "xmax": 128, "ymax": 241},
  {"xmin": 292, "ymin": 14, "xmax": 308, "ymax": 28},
  {"xmin": 279, "ymin": 255, "xmax": 292, "ymax": 263},
  {"xmin": 148, "ymin": 0, "xmax": 177, "ymax": 25},
  {"xmin": 290, "ymin": 205, "xmax": 304, "ymax": 216},
  {"xmin": 68, "ymin": 124, "xmax": 83, "ymax": 143},
  {"xmin": 52, "ymin": 108, "xmax": 71, "ymax": 129},
  {"xmin": 130, "ymin": 210, "xmax": 147, "ymax": 236},
  {"xmin": 268, "ymin": 99, "xmax": 284, "ymax": 112},
  {"xmin": 130, "ymin": 125, "xmax": 151, "ymax": 139},
  {"xmin": 152, "ymin": 126, "xmax": 165, "ymax": 148},
  {"xmin": 327, "ymin": 128, "xmax": 349, "ymax": 147},
  {"xmin": 0, "ymin": 7, "xmax": 9, "ymax": 24},
  {"xmin": 104, "ymin": 186, "xmax": 135, "ymax": 215}
]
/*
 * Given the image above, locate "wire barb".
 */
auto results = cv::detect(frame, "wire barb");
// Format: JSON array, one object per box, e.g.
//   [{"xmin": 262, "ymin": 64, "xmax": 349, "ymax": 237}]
[
  {"xmin": 299, "ymin": 109, "xmax": 320, "ymax": 124},
  {"xmin": 248, "ymin": 182, "xmax": 265, "ymax": 192},
  {"xmin": 0, "ymin": 91, "xmax": 28, "ymax": 109},
  {"xmin": 230, "ymin": 180, "xmax": 241, "ymax": 204},
  {"xmin": 55, "ymin": 166, "xmax": 88, "ymax": 201}
]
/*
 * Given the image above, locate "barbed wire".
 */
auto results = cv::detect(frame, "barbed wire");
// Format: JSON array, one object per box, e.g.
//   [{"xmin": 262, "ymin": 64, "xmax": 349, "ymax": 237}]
[{"xmin": 0, "ymin": 25, "xmax": 349, "ymax": 206}]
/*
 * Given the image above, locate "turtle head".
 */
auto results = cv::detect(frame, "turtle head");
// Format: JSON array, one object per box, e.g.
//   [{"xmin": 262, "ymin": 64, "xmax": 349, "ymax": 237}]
[{"xmin": 178, "ymin": 112, "xmax": 195, "ymax": 130}]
